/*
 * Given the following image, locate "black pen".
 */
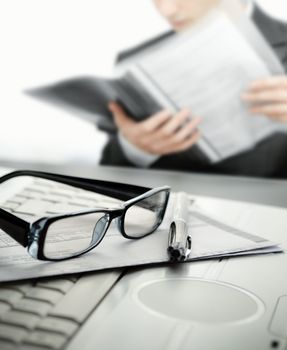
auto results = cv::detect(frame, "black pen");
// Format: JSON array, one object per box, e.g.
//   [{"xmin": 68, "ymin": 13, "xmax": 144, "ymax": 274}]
[{"xmin": 168, "ymin": 192, "xmax": 192, "ymax": 262}]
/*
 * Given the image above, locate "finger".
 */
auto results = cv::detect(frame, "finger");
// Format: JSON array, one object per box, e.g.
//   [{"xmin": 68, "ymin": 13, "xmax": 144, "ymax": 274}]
[
  {"xmin": 150, "ymin": 116, "xmax": 200, "ymax": 151},
  {"xmin": 140, "ymin": 109, "xmax": 172, "ymax": 133},
  {"xmin": 167, "ymin": 131, "xmax": 201, "ymax": 154},
  {"xmin": 108, "ymin": 102, "xmax": 134, "ymax": 128},
  {"xmin": 161, "ymin": 117, "xmax": 201, "ymax": 147},
  {"xmin": 153, "ymin": 127, "xmax": 201, "ymax": 154},
  {"xmin": 242, "ymin": 89, "xmax": 287, "ymax": 103},
  {"xmin": 168, "ymin": 117, "xmax": 201, "ymax": 144},
  {"xmin": 248, "ymin": 76, "xmax": 287, "ymax": 91},
  {"xmin": 108, "ymin": 101, "xmax": 125, "ymax": 114},
  {"xmin": 158, "ymin": 108, "xmax": 190, "ymax": 137},
  {"xmin": 268, "ymin": 115, "xmax": 287, "ymax": 122},
  {"xmin": 250, "ymin": 103, "xmax": 287, "ymax": 117}
]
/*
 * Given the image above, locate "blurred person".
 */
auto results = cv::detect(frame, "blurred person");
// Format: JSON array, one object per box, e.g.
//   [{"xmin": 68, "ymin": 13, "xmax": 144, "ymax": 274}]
[{"xmin": 101, "ymin": 0, "xmax": 287, "ymax": 178}]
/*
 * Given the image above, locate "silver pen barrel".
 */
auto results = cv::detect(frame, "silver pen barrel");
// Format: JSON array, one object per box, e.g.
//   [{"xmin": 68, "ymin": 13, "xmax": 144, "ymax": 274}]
[{"xmin": 168, "ymin": 192, "xmax": 192, "ymax": 261}]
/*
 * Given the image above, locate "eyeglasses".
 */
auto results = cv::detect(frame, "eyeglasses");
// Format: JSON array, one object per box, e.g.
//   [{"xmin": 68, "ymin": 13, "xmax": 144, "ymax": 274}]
[{"xmin": 0, "ymin": 170, "xmax": 170, "ymax": 261}]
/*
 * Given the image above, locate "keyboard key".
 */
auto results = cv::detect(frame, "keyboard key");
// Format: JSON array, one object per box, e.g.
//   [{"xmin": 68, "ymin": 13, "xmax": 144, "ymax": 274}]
[
  {"xmin": 0, "ymin": 289, "xmax": 22, "ymax": 306},
  {"xmin": 1, "ymin": 311, "xmax": 39, "ymax": 330},
  {"xmin": 41, "ymin": 194, "xmax": 63, "ymax": 203},
  {"xmin": 45, "ymin": 203, "xmax": 91, "ymax": 215},
  {"xmin": 12, "ymin": 213, "xmax": 37, "ymax": 223},
  {"xmin": 50, "ymin": 189, "xmax": 74, "ymax": 198},
  {"xmin": 0, "ymin": 234, "xmax": 18, "ymax": 247},
  {"xmin": 32, "ymin": 180, "xmax": 56, "ymax": 189},
  {"xmin": 23, "ymin": 331, "xmax": 67, "ymax": 350},
  {"xmin": 15, "ymin": 193, "xmax": 34, "ymax": 200},
  {"xmin": 15, "ymin": 200, "xmax": 51, "ymax": 216},
  {"xmin": 5, "ymin": 197, "xmax": 23, "ymax": 205},
  {"xmin": 55, "ymin": 183, "xmax": 79, "ymax": 191},
  {"xmin": 64, "ymin": 275, "xmax": 79, "ymax": 283},
  {"xmin": 37, "ymin": 317, "xmax": 78, "ymax": 336},
  {"xmin": 1, "ymin": 201, "xmax": 20, "ymax": 211},
  {"xmin": 25, "ymin": 185, "xmax": 50, "ymax": 195},
  {"xmin": 0, "ymin": 324, "xmax": 28, "ymax": 343},
  {"xmin": 42, "ymin": 206, "xmax": 65, "ymax": 215},
  {"xmin": 20, "ymin": 345, "xmax": 51, "ymax": 350},
  {"xmin": 67, "ymin": 199, "xmax": 90, "ymax": 207},
  {"xmin": 36, "ymin": 279, "xmax": 75, "ymax": 294},
  {"xmin": 75, "ymin": 193, "xmax": 100, "ymax": 202},
  {"xmin": 6, "ymin": 282, "xmax": 33, "ymax": 295},
  {"xmin": 18, "ymin": 190, "xmax": 40, "ymax": 200},
  {"xmin": 25, "ymin": 288, "xmax": 63, "ymax": 305},
  {"xmin": 0, "ymin": 301, "xmax": 10, "ymax": 315},
  {"xmin": 0, "ymin": 340, "xmax": 16, "ymax": 350},
  {"xmin": 49, "ymin": 271, "xmax": 121, "ymax": 323},
  {"xmin": 14, "ymin": 299, "xmax": 51, "ymax": 317}
]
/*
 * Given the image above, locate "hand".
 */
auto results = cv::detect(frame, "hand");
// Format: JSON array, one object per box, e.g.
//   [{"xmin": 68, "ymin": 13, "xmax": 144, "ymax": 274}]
[
  {"xmin": 242, "ymin": 76, "xmax": 287, "ymax": 123},
  {"xmin": 108, "ymin": 102, "xmax": 201, "ymax": 156}
]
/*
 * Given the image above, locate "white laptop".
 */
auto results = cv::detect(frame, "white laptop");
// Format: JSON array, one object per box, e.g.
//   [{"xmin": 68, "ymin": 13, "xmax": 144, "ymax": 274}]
[{"xmin": 0, "ymin": 166, "xmax": 286, "ymax": 350}]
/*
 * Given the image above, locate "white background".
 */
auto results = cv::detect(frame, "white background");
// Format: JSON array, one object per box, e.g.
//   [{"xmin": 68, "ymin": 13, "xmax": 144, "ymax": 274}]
[{"xmin": 0, "ymin": 0, "xmax": 286, "ymax": 166}]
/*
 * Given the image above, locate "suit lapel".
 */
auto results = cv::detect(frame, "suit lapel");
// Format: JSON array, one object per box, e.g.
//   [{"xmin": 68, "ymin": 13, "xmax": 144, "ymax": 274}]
[
  {"xmin": 252, "ymin": 4, "xmax": 287, "ymax": 68},
  {"xmin": 252, "ymin": 4, "xmax": 287, "ymax": 46}
]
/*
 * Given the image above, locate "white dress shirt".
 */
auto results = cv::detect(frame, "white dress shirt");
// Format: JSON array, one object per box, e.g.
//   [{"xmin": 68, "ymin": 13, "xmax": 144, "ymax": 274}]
[
  {"xmin": 118, "ymin": 132, "xmax": 159, "ymax": 167},
  {"xmin": 119, "ymin": 1, "xmax": 255, "ymax": 168}
]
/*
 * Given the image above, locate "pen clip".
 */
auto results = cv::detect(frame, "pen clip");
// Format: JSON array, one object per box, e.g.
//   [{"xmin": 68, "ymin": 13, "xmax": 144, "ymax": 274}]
[{"xmin": 168, "ymin": 221, "xmax": 177, "ymax": 246}]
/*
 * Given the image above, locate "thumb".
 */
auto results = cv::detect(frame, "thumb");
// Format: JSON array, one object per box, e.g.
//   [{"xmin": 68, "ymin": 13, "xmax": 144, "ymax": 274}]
[{"xmin": 108, "ymin": 102, "xmax": 133, "ymax": 129}]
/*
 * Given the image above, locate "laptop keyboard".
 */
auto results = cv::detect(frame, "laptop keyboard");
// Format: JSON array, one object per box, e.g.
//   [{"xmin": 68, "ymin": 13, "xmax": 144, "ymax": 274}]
[{"xmin": 0, "ymin": 177, "xmax": 124, "ymax": 349}]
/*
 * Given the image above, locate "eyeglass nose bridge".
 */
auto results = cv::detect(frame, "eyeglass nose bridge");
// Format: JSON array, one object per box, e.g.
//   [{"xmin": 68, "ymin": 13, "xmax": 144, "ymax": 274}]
[
  {"xmin": 91, "ymin": 214, "xmax": 110, "ymax": 246},
  {"xmin": 112, "ymin": 208, "xmax": 126, "ymax": 236},
  {"xmin": 91, "ymin": 208, "xmax": 124, "ymax": 247}
]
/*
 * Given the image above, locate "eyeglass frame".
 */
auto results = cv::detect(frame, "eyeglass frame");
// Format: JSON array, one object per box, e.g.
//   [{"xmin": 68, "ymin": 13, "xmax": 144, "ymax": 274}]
[{"xmin": 0, "ymin": 170, "xmax": 170, "ymax": 261}]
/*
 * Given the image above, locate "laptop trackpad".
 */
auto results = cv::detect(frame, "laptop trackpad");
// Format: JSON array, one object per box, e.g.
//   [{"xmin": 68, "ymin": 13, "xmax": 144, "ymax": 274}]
[{"xmin": 137, "ymin": 278, "xmax": 264, "ymax": 324}]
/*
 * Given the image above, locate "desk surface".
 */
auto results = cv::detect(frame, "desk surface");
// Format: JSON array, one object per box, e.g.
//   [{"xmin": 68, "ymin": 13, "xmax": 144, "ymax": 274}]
[{"xmin": 1, "ymin": 161, "xmax": 287, "ymax": 207}]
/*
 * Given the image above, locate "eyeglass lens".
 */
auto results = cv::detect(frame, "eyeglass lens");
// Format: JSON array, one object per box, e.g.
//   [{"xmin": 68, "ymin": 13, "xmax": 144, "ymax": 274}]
[
  {"xmin": 43, "ymin": 212, "xmax": 110, "ymax": 259},
  {"xmin": 123, "ymin": 190, "xmax": 168, "ymax": 238},
  {"xmin": 44, "ymin": 190, "xmax": 168, "ymax": 259}
]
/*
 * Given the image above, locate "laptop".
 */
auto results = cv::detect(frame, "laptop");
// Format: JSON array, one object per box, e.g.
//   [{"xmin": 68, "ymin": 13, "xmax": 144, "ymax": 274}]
[{"xmin": 0, "ymin": 166, "xmax": 286, "ymax": 350}]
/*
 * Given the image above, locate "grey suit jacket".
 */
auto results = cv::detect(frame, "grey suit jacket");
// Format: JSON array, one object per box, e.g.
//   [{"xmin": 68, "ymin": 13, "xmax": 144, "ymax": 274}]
[{"xmin": 100, "ymin": 5, "xmax": 287, "ymax": 178}]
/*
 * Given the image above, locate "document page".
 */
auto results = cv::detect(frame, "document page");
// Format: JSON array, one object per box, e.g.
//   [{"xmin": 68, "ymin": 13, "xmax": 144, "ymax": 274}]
[
  {"xmin": 122, "ymin": 11, "xmax": 286, "ymax": 162},
  {"xmin": 0, "ymin": 192, "xmax": 281, "ymax": 282}
]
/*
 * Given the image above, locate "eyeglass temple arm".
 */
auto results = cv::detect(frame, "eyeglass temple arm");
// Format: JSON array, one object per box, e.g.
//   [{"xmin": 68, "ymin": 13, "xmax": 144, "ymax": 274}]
[
  {"xmin": 0, "ymin": 170, "xmax": 151, "ymax": 202},
  {"xmin": 0, "ymin": 209, "xmax": 29, "ymax": 247}
]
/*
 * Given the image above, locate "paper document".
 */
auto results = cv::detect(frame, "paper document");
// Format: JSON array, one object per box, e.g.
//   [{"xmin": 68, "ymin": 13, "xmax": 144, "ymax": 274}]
[{"xmin": 0, "ymin": 192, "xmax": 282, "ymax": 282}]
